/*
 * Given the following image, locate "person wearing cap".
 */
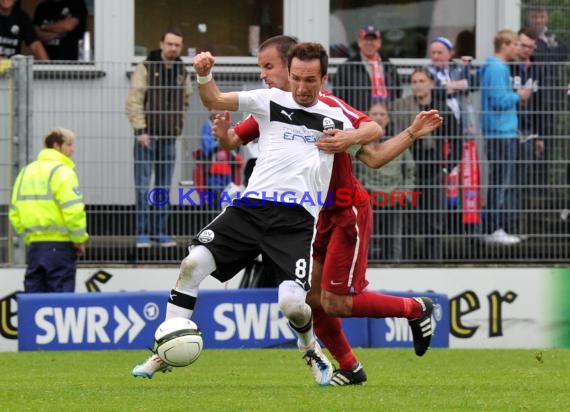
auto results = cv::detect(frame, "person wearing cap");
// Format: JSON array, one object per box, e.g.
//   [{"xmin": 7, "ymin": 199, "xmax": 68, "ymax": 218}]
[
  {"xmin": 332, "ymin": 24, "xmax": 401, "ymax": 112},
  {"xmin": 9, "ymin": 127, "xmax": 89, "ymax": 292},
  {"xmin": 427, "ymin": 36, "xmax": 472, "ymax": 127}
]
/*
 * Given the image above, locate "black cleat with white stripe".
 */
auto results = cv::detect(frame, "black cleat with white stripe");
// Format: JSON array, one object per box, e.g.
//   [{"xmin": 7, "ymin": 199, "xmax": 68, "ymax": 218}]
[
  {"xmin": 330, "ymin": 362, "xmax": 367, "ymax": 386},
  {"xmin": 409, "ymin": 297, "xmax": 434, "ymax": 357}
]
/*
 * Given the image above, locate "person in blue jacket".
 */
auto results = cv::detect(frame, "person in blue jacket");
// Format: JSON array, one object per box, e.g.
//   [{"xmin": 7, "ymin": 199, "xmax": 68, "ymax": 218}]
[{"xmin": 479, "ymin": 29, "xmax": 532, "ymax": 245}]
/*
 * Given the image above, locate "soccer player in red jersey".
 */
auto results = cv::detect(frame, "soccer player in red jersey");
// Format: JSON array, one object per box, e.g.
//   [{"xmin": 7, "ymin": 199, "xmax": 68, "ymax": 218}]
[{"xmin": 212, "ymin": 36, "xmax": 442, "ymax": 385}]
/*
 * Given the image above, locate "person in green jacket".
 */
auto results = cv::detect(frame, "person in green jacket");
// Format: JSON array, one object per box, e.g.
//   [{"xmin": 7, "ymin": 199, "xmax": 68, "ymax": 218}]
[
  {"xmin": 354, "ymin": 100, "xmax": 415, "ymax": 261},
  {"xmin": 9, "ymin": 127, "xmax": 88, "ymax": 292}
]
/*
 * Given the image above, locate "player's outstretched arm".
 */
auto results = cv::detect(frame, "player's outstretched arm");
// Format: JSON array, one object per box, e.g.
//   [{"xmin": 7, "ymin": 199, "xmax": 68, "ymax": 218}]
[
  {"xmin": 358, "ymin": 110, "xmax": 443, "ymax": 169},
  {"xmin": 212, "ymin": 111, "xmax": 242, "ymax": 150},
  {"xmin": 315, "ymin": 120, "xmax": 382, "ymax": 154},
  {"xmin": 193, "ymin": 52, "xmax": 239, "ymax": 111}
]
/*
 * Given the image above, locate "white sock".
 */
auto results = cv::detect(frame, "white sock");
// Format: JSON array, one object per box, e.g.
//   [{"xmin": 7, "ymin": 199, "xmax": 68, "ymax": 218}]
[{"xmin": 278, "ymin": 280, "xmax": 315, "ymax": 350}]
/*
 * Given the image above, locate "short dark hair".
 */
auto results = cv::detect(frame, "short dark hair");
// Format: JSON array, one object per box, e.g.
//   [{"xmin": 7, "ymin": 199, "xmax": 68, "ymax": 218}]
[
  {"xmin": 411, "ymin": 66, "xmax": 435, "ymax": 81},
  {"xmin": 519, "ymin": 26, "xmax": 539, "ymax": 41},
  {"xmin": 161, "ymin": 27, "xmax": 183, "ymax": 41},
  {"xmin": 287, "ymin": 42, "xmax": 329, "ymax": 78},
  {"xmin": 259, "ymin": 35, "xmax": 298, "ymax": 66}
]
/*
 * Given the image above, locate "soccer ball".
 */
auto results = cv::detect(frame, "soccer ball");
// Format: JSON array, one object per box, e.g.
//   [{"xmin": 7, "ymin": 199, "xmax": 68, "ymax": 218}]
[{"xmin": 153, "ymin": 317, "xmax": 203, "ymax": 367}]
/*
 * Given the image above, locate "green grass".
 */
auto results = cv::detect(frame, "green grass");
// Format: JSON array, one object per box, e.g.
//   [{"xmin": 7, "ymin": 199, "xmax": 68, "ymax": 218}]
[{"xmin": 1, "ymin": 349, "xmax": 569, "ymax": 412}]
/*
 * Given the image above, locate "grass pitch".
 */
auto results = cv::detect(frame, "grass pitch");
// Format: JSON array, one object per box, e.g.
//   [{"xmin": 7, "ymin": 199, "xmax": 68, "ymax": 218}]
[{"xmin": 1, "ymin": 348, "xmax": 569, "ymax": 412}]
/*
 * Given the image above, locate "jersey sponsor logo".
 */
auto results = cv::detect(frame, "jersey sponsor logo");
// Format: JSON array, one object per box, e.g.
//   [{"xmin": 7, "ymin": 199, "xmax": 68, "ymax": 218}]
[
  {"xmin": 283, "ymin": 130, "xmax": 317, "ymax": 144},
  {"xmin": 269, "ymin": 101, "xmax": 344, "ymax": 131},
  {"xmin": 198, "ymin": 229, "xmax": 215, "ymax": 243},
  {"xmin": 330, "ymin": 280, "xmax": 343, "ymax": 286}
]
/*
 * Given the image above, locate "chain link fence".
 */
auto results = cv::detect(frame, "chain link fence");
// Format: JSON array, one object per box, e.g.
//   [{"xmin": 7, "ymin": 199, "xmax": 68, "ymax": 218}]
[{"xmin": 0, "ymin": 57, "xmax": 569, "ymax": 265}]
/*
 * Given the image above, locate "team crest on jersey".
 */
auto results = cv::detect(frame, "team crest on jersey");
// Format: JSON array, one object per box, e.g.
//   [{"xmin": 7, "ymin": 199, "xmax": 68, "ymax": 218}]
[
  {"xmin": 322, "ymin": 117, "xmax": 335, "ymax": 131},
  {"xmin": 198, "ymin": 229, "xmax": 215, "ymax": 243},
  {"xmin": 62, "ymin": 7, "xmax": 71, "ymax": 17},
  {"xmin": 11, "ymin": 25, "xmax": 20, "ymax": 36}
]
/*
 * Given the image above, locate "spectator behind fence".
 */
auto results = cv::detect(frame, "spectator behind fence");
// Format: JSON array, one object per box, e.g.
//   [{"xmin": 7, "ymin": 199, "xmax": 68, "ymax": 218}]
[
  {"xmin": 511, "ymin": 27, "xmax": 545, "ymax": 223},
  {"xmin": 525, "ymin": 2, "xmax": 569, "ymax": 199},
  {"xmin": 392, "ymin": 67, "xmax": 461, "ymax": 260},
  {"xmin": 427, "ymin": 37, "xmax": 472, "ymax": 132},
  {"xmin": 480, "ymin": 29, "xmax": 532, "ymax": 245},
  {"xmin": 200, "ymin": 110, "xmax": 242, "ymax": 204},
  {"xmin": 126, "ymin": 28, "xmax": 192, "ymax": 248},
  {"xmin": 9, "ymin": 127, "xmax": 88, "ymax": 292},
  {"xmin": 0, "ymin": 0, "xmax": 48, "ymax": 60},
  {"xmin": 332, "ymin": 24, "xmax": 401, "ymax": 111},
  {"xmin": 427, "ymin": 36, "xmax": 482, "ymax": 236},
  {"xmin": 354, "ymin": 100, "xmax": 415, "ymax": 261},
  {"xmin": 33, "ymin": 0, "xmax": 87, "ymax": 61},
  {"xmin": 454, "ymin": 30, "xmax": 476, "ymax": 60}
]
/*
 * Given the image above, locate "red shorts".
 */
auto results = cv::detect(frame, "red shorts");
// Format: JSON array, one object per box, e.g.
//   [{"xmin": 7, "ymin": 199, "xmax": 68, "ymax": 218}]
[{"xmin": 312, "ymin": 204, "xmax": 372, "ymax": 295}]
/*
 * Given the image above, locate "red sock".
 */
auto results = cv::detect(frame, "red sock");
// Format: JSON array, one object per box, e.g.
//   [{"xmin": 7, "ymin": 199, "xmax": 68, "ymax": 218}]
[
  {"xmin": 312, "ymin": 305, "xmax": 357, "ymax": 371},
  {"xmin": 351, "ymin": 292, "xmax": 422, "ymax": 319}
]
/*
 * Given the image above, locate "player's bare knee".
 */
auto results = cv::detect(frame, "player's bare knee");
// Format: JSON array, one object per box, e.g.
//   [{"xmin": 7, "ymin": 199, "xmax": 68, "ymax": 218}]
[
  {"xmin": 321, "ymin": 292, "xmax": 351, "ymax": 317},
  {"xmin": 305, "ymin": 288, "xmax": 321, "ymax": 309}
]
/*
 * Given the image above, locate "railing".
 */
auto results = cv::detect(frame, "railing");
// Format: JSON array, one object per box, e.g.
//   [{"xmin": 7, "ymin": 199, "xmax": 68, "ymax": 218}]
[{"xmin": 1, "ymin": 58, "xmax": 569, "ymax": 265}]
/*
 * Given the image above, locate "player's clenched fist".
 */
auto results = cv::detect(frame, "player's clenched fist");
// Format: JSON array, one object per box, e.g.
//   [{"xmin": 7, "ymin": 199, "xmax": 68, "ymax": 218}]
[{"xmin": 193, "ymin": 52, "xmax": 215, "ymax": 76}]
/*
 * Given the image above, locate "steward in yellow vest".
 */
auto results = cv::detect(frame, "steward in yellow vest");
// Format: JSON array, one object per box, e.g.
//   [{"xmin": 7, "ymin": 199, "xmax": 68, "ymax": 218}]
[{"xmin": 9, "ymin": 127, "xmax": 88, "ymax": 292}]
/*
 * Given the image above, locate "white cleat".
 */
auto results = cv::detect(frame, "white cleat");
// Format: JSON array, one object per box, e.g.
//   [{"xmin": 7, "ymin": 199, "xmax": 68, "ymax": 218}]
[
  {"xmin": 302, "ymin": 341, "xmax": 333, "ymax": 386},
  {"xmin": 132, "ymin": 354, "xmax": 173, "ymax": 379}
]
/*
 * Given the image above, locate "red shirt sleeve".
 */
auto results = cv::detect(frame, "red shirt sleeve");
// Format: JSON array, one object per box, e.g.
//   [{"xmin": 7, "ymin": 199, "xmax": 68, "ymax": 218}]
[
  {"xmin": 234, "ymin": 115, "xmax": 260, "ymax": 144},
  {"xmin": 319, "ymin": 90, "xmax": 371, "ymax": 128}
]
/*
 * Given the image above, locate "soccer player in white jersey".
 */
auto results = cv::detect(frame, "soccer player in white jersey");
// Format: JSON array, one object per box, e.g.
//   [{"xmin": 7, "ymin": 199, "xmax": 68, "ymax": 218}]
[
  {"xmin": 214, "ymin": 36, "xmax": 444, "ymax": 386},
  {"xmin": 132, "ymin": 42, "xmax": 382, "ymax": 385}
]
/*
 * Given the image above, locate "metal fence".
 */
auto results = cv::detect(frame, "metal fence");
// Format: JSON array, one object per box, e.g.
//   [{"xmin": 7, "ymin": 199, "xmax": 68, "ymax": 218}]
[{"xmin": 0, "ymin": 57, "xmax": 569, "ymax": 266}]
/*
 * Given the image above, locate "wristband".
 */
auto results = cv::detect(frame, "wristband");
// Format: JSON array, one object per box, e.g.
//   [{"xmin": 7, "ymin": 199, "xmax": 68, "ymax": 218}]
[
  {"xmin": 196, "ymin": 73, "xmax": 212, "ymax": 85},
  {"xmin": 405, "ymin": 129, "xmax": 417, "ymax": 141},
  {"xmin": 346, "ymin": 144, "xmax": 362, "ymax": 157}
]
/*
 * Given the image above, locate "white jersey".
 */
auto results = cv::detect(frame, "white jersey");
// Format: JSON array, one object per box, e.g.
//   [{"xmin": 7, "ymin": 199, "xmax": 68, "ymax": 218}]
[{"xmin": 238, "ymin": 88, "xmax": 357, "ymax": 218}]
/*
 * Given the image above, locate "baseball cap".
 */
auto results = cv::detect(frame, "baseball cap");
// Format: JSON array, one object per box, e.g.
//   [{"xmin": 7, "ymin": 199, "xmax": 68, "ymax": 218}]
[{"xmin": 359, "ymin": 25, "xmax": 381, "ymax": 39}]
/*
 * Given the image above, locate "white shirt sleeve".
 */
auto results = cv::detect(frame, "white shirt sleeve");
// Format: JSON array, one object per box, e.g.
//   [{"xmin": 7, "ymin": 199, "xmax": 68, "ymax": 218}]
[{"xmin": 238, "ymin": 89, "xmax": 273, "ymax": 118}]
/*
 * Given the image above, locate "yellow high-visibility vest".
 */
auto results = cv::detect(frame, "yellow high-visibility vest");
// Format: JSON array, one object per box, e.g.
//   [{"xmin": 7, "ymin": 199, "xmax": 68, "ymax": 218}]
[{"xmin": 9, "ymin": 148, "xmax": 89, "ymax": 245}]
